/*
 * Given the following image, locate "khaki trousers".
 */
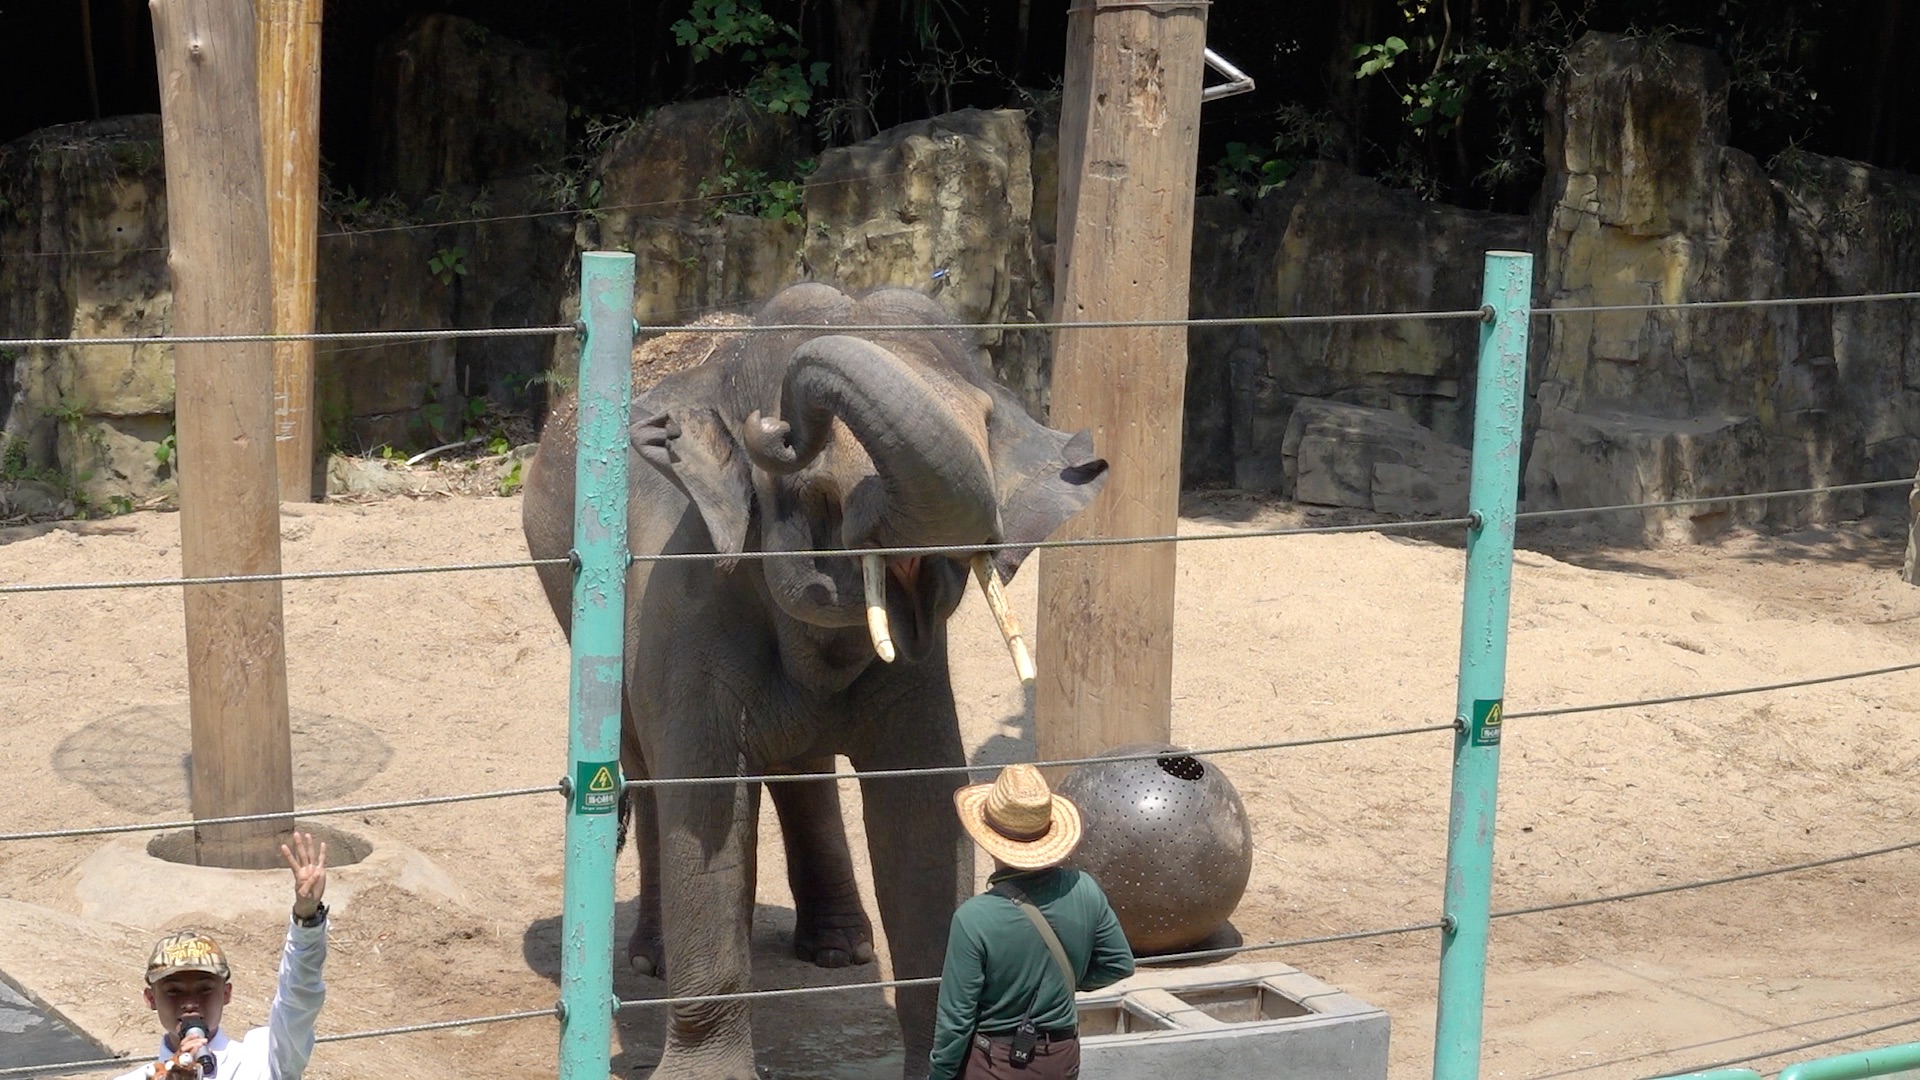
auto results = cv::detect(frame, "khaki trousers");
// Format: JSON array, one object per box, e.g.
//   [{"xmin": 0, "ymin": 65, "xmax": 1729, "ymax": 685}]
[{"xmin": 961, "ymin": 1033, "xmax": 1080, "ymax": 1079}]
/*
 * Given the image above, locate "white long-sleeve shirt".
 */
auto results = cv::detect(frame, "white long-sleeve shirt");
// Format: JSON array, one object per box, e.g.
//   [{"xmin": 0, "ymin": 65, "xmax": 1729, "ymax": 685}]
[{"xmin": 116, "ymin": 917, "xmax": 328, "ymax": 1080}]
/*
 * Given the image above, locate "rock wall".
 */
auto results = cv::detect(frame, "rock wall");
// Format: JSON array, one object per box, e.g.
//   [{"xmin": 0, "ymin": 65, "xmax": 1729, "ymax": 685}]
[
  {"xmin": 576, "ymin": 96, "xmax": 808, "ymax": 335},
  {"xmin": 1525, "ymin": 32, "xmax": 1920, "ymax": 541},
  {"xmin": 559, "ymin": 106, "xmax": 1045, "ymax": 412},
  {"xmin": 802, "ymin": 108, "xmax": 1048, "ymax": 411},
  {"xmin": 6, "ymin": 21, "xmax": 1920, "ymax": 533},
  {"xmin": 0, "ymin": 116, "xmax": 174, "ymax": 503},
  {"xmin": 0, "ymin": 16, "xmax": 577, "ymax": 505},
  {"xmin": 1183, "ymin": 163, "xmax": 1528, "ymax": 493}
]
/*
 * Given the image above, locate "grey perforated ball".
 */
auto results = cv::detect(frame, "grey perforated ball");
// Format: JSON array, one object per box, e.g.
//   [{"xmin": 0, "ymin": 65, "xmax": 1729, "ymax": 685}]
[{"xmin": 1058, "ymin": 743, "xmax": 1254, "ymax": 954}]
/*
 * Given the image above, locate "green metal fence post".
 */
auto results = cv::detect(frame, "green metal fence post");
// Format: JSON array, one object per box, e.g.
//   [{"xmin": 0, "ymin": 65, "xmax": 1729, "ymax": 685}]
[
  {"xmin": 558, "ymin": 251, "xmax": 635, "ymax": 1080},
  {"xmin": 1432, "ymin": 250, "xmax": 1533, "ymax": 1080},
  {"xmin": 1776, "ymin": 1040, "xmax": 1920, "ymax": 1080}
]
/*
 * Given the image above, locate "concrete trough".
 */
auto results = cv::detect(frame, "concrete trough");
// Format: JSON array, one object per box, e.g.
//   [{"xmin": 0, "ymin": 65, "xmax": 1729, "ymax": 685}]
[{"xmin": 1077, "ymin": 961, "xmax": 1389, "ymax": 1080}]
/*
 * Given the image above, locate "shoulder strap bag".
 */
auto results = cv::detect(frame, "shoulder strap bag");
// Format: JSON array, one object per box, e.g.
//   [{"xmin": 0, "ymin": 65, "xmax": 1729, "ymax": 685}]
[{"xmin": 989, "ymin": 880, "xmax": 1077, "ymax": 1065}]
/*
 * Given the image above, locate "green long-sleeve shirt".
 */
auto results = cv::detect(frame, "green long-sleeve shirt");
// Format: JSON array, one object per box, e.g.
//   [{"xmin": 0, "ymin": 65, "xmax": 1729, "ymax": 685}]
[{"xmin": 928, "ymin": 867, "xmax": 1136, "ymax": 1080}]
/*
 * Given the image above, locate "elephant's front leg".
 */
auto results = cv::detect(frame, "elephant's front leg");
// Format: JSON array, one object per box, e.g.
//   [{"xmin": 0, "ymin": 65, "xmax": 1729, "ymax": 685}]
[
  {"xmin": 851, "ymin": 707, "xmax": 972, "ymax": 1080},
  {"xmin": 769, "ymin": 756, "xmax": 875, "ymax": 968},
  {"xmin": 652, "ymin": 759, "xmax": 763, "ymax": 1080}
]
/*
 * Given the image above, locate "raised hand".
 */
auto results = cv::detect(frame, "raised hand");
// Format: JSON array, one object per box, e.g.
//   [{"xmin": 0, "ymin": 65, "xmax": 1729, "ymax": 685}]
[{"xmin": 281, "ymin": 830, "xmax": 328, "ymax": 920}]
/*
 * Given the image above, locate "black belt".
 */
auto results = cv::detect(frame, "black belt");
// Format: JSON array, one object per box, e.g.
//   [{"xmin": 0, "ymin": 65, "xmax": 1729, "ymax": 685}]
[{"xmin": 972, "ymin": 1028, "xmax": 1078, "ymax": 1051}]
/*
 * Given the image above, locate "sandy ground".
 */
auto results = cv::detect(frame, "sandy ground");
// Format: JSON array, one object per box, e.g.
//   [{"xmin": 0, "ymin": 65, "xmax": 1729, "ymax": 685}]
[{"xmin": 3, "ymin": 489, "xmax": 1919, "ymax": 1080}]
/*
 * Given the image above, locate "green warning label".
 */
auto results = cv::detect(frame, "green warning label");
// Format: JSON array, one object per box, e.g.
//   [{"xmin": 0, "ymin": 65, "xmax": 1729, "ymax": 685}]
[
  {"xmin": 1470, "ymin": 699, "xmax": 1504, "ymax": 747},
  {"xmin": 575, "ymin": 760, "xmax": 620, "ymax": 815}
]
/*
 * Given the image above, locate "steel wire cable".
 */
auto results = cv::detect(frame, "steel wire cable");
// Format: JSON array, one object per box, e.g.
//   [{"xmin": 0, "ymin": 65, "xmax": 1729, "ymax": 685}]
[
  {"xmin": 0, "ymin": 325, "xmax": 576, "ymax": 350},
  {"xmin": 1514, "ymin": 477, "xmax": 1915, "ymax": 522},
  {"xmin": 1648, "ymin": 1013, "xmax": 1920, "ymax": 1079},
  {"xmin": 10, "ymin": 167, "xmax": 924, "ymax": 262},
  {"xmin": 0, "ymin": 1054, "xmax": 130, "ymax": 1078},
  {"xmin": 1505, "ymin": 661, "xmax": 1920, "ymax": 721},
  {"xmin": 5, "ymin": 476, "xmax": 1908, "ymax": 597},
  {"xmin": 29, "ymin": 648, "xmax": 1912, "ymax": 840},
  {"xmin": 0, "ymin": 727, "xmax": 1451, "ymax": 843},
  {"xmin": 7, "ymin": 808, "xmax": 1913, "ymax": 1073},
  {"xmin": 619, "ymin": 723, "xmax": 1457, "ymax": 790},
  {"xmin": 0, "ymin": 784, "xmax": 561, "ymax": 843},
  {"xmin": 0, "ymin": 557, "xmax": 569, "ymax": 596},
  {"xmin": 1490, "ymin": 836, "xmax": 1920, "ymax": 920},
  {"xmin": 9, "ymin": 288, "xmax": 1920, "ymax": 350},
  {"xmin": 22, "ymin": 640, "xmax": 1914, "ymax": 841},
  {"xmin": 0, "ymin": 309, "xmax": 1493, "ymax": 351},
  {"xmin": 1535, "ymin": 290, "xmax": 1920, "ymax": 316},
  {"xmin": 0, "ymin": 1008, "xmax": 564, "ymax": 1079},
  {"xmin": 314, "ymin": 1007, "xmax": 559, "ymax": 1042},
  {"xmin": 1526, "ymin": 1002, "xmax": 1920, "ymax": 1080},
  {"xmin": 625, "ymin": 831, "xmax": 1920, "ymax": 1010}
]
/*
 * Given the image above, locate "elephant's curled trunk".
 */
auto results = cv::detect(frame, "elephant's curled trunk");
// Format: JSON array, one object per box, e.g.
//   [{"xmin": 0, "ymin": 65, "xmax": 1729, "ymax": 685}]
[{"xmin": 746, "ymin": 334, "xmax": 1000, "ymax": 550}]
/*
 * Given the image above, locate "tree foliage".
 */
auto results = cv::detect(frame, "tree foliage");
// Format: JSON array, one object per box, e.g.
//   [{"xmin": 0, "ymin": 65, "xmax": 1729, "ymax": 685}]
[{"xmin": 2, "ymin": 0, "xmax": 1910, "ymax": 214}]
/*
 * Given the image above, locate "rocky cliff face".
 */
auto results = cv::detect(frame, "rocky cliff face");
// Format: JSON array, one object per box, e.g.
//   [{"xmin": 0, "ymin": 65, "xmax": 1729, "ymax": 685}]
[
  {"xmin": 1183, "ymin": 162, "xmax": 1528, "ymax": 492},
  {"xmin": 0, "ymin": 116, "xmax": 173, "ymax": 503},
  {"xmin": 4, "ymin": 23, "xmax": 1918, "ymax": 533},
  {"xmin": 1526, "ymin": 32, "xmax": 1920, "ymax": 541}
]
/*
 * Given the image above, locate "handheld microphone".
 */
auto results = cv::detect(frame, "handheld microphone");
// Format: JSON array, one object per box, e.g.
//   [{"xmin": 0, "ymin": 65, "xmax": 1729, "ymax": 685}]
[{"xmin": 177, "ymin": 1019, "xmax": 215, "ymax": 1076}]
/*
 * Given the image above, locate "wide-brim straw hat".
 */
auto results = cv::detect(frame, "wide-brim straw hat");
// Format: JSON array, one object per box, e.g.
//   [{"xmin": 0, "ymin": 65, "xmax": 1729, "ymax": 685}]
[{"xmin": 954, "ymin": 763, "xmax": 1083, "ymax": 870}]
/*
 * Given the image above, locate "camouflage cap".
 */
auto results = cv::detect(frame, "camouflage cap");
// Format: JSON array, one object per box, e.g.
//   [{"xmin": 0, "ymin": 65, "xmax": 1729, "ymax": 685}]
[{"xmin": 145, "ymin": 930, "xmax": 230, "ymax": 985}]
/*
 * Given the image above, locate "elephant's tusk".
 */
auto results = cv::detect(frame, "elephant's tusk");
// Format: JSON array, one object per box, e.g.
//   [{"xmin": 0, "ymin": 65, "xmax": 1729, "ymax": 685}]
[
  {"xmin": 972, "ymin": 554, "xmax": 1035, "ymax": 684},
  {"xmin": 862, "ymin": 554, "xmax": 897, "ymax": 663}
]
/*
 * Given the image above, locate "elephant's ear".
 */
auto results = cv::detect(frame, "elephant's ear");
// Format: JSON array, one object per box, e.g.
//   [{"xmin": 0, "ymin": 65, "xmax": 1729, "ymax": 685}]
[
  {"xmin": 632, "ymin": 394, "xmax": 752, "ymax": 570},
  {"xmin": 984, "ymin": 384, "xmax": 1109, "ymax": 581}
]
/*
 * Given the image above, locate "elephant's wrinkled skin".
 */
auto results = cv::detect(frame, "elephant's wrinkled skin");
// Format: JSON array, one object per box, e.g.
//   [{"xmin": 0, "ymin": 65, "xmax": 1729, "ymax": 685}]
[{"xmin": 522, "ymin": 284, "xmax": 1107, "ymax": 1079}]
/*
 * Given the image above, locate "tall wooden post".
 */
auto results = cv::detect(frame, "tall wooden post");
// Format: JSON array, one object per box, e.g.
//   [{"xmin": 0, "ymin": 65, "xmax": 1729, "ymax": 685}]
[
  {"xmin": 1035, "ymin": 1, "xmax": 1208, "ymax": 767},
  {"xmin": 259, "ymin": 0, "xmax": 323, "ymax": 501},
  {"xmin": 151, "ymin": 0, "xmax": 297, "ymax": 868}
]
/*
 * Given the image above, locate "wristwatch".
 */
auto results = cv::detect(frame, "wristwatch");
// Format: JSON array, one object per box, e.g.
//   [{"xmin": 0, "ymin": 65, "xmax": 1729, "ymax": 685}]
[{"xmin": 294, "ymin": 903, "xmax": 328, "ymax": 928}]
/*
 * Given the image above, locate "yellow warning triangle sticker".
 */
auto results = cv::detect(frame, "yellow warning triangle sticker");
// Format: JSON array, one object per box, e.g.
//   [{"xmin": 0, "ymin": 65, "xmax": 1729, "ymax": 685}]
[{"xmin": 588, "ymin": 766, "xmax": 616, "ymax": 793}]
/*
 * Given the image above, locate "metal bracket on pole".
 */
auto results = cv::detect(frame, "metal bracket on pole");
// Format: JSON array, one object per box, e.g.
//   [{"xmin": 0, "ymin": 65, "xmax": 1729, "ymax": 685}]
[{"xmin": 1202, "ymin": 48, "xmax": 1255, "ymax": 102}]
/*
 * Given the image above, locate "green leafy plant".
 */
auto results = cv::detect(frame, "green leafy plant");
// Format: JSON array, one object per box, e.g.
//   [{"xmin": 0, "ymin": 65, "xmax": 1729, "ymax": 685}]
[
  {"xmin": 1208, "ymin": 105, "xmax": 1341, "ymax": 204},
  {"xmin": 429, "ymin": 246, "xmax": 469, "ymax": 286},
  {"xmin": 526, "ymin": 369, "xmax": 577, "ymax": 396},
  {"xmin": 697, "ymin": 154, "xmax": 816, "ymax": 225},
  {"xmin": 42, "ymin": 399, "xmax": 87, "ymax": 426},
  {"xmin": 1353, "ymin": 33, "xmax": 1467, "ymax": 137},
  {"xmin": 672, "ymin": 0, "xmax": 828, "ymax": 117},
  {"xmin": 498, "ymin": 457, "xmax": 526, "ymax": 497},
  {"xmin": 0, "ymin": 433, "xmax": 31, "ymax": 480}
]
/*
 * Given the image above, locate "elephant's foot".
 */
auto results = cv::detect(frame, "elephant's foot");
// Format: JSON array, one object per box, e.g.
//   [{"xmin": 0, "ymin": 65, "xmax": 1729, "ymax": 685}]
[
  {"xmin": 649, "ymin": 1045, "xmax": 759, "ymax": 1080},
  {"xmin": 627, "ymin": 917, "xmax": 666, "ymax": 978},
  {"xmin": 792, "ymin": 901, "xmax": 875, "ymax": 968}
]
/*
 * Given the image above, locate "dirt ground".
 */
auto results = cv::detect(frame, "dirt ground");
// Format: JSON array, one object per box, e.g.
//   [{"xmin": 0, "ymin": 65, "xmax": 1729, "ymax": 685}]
[{"xmin": 3, "ymin": 487, "xmax": 1919, "ymax": 1080}]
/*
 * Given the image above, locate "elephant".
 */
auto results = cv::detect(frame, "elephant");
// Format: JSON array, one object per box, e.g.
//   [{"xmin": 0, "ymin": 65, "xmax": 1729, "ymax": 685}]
[{"xmin": 521, "ymin": 282, "xmax": 1107, "ymax": 1079}]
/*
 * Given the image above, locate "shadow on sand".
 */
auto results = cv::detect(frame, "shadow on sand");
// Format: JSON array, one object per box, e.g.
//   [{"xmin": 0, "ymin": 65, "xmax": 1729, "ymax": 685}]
[{"xmin": 524, "ymin": 900, "xmax": 906, "ymax": 1079}]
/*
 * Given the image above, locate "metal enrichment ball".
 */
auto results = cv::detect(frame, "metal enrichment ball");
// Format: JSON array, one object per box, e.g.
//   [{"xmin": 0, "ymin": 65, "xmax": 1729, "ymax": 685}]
[{"xmin": 1058, "ymin": 743, "xmax": 1254, "ymax": 954}]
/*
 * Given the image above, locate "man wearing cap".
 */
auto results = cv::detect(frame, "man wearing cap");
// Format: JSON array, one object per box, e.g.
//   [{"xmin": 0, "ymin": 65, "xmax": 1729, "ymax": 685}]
[
  {"xmin": 116, "ymin": 831, "xmax": 330, "ymax": 1080},
  {"xmin": 931, "ymin": 764, "xmax": 1135, "ymax": 1079}
]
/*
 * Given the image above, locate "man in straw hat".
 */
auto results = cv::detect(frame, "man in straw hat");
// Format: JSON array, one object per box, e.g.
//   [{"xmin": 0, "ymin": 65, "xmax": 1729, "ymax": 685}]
[
  {"xmin": 114, "ymin": 830, "xmax": 330, "ymax": 1080},
  {"xmin": 930, "ymin": 764, "xmax": 1134, "ymax": 1079}
]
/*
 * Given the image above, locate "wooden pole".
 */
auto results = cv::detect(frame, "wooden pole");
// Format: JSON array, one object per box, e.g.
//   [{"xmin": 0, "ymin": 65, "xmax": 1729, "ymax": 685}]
[
  {"xmin": 1035, "ymin": 0, "xmax": 1208, "ymax": 768},
  {"xmin": 151, "ymin": 0, "xmax": 296, "ymax": 869},
  {"xmin": 259, "ymin": 0, "xmax": 323, "ymax": 501}
]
